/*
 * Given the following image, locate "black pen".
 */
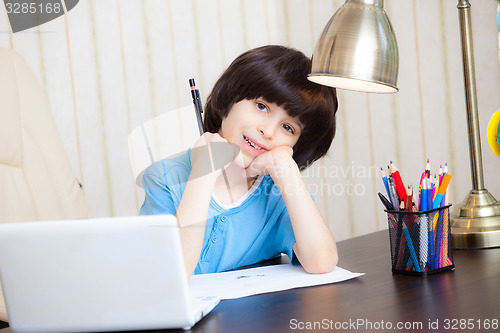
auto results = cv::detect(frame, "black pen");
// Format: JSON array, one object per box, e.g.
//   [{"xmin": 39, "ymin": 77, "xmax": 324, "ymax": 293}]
[
  {"xmin": 189, "ymin": 78, "xmax": 204, "ymax": 135},
  {"xmin": 188, "ymin": 78, "xmax": 234, "ymax": 202},
  {"xmin": 378, "ymin": 192, "xmax": 394, "ymax": 211}
]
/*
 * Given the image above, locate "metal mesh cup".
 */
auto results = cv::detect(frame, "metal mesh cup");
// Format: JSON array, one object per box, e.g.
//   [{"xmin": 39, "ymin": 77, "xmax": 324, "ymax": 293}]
[{"xmin": 386, "ymin": 205, "xmax": 454, "ymax": 275}]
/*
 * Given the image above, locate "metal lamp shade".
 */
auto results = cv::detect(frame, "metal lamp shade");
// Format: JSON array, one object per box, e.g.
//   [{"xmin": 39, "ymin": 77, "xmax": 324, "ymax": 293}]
[{"xmin": 308, "ymin": 0, "xmax": 399, "ymax": 93}]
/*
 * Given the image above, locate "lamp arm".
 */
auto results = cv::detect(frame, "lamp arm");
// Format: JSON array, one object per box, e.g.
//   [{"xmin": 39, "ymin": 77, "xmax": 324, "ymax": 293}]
[
  {"xmin": 457, "ymin": 0, "xmax": 484, "ymax": 190},
  {"xmin": 451, "ymin": 0, "xmax": 500, "ymax": 250}
]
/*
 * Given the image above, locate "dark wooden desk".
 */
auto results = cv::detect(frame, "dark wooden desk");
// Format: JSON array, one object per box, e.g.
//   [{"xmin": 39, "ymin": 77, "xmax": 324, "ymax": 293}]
[{"xmin": 1, "ymin": 231, "xmax": 499, "ymax": 332}]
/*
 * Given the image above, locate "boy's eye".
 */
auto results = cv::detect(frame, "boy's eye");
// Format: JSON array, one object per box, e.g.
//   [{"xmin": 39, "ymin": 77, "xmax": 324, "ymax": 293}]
[
  {"xmin": 256, "ymin": 102, "xmax": 268, "ymax": 113},
  {"xmin": 282, "ymin": 123, "xmax": 294, "ymax": 134}
]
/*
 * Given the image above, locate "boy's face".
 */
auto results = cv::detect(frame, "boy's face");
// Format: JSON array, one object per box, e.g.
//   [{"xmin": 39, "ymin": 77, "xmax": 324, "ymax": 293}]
[{"xmin": 219, "ymin": 98, "xmax": 302, "ymax": 168}]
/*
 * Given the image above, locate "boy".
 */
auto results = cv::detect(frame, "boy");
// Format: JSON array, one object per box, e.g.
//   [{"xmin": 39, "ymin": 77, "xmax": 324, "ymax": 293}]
[{"xmin": 140, "ymin": 45, "xmax": 338, "ymax": 278}]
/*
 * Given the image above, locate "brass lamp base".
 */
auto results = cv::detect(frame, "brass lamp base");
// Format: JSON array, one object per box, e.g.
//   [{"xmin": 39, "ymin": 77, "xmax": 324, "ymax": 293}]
[{"xmin": 451, "ymin": 189, "xmax": 500, "ymax": 249}]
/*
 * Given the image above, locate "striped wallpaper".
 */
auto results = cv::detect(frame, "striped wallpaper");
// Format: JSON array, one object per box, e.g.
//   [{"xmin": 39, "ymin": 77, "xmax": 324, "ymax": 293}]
[{"xmin": 1, "ymin": 0, "xmax": 499, "ymax": 242}]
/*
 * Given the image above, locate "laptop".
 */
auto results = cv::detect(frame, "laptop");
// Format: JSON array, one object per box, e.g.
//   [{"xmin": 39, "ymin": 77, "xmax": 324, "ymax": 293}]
[{"xmin": 0, "ymin": 215, "xmax": 219, "ymax": 332}]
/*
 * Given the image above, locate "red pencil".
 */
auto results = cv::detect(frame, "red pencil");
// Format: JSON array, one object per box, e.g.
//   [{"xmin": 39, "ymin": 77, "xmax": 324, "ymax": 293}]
[
  {"xmin": 405, "ymin": 186, "xmax": 413, "ymax": 211},
  {"xmin": 390, "ymin": 162, "xmax": 406, "ymax": 202}
]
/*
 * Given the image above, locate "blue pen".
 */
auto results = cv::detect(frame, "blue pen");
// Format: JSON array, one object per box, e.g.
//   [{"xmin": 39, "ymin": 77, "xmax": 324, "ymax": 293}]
[
  {"xmin": 428, "ymin": 229, "xmax": 435, "ymax": 269},
  {"xmin": 380, "ymin": 167, "xmax": 391, "ymax": 204},
  {"xmin": 420, "ymin": 179, "xmax": 428, "ymax": 211},
  {"xmin": 427, "ymin": 177, "xmax": 434, "ymax": 268},
  {"xmin": 406, "ymin": 221, "xmax": 420, "ymax": 268},
  {"xmin": 433, "ymin": 193, "xmax": 444, "ymax": 210},
  {"xmin": 402, "ymin": 222, "xmax": 421, "ymax": 272},
  {"xmin": 419, "ymin": 179, "xmax": 429, "ymax": 269},
  {"xmin": 427, "ymin": 179, "xmax": 436, "ymax": 269}
]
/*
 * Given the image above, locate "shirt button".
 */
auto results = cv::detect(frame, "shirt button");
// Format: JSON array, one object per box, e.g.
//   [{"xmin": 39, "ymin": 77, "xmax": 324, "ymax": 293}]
[
  {"xmin": 211, "ymin": 235, "xmax": 217, "ymax": 243},
  {"xmin": 220, "ymin": 215, "xmax": 227, "ymax": 222}
]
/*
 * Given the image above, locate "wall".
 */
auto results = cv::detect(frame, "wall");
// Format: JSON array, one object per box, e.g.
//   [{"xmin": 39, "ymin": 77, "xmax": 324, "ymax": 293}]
[{"xmin": 1, "ymin": 0, "xmax": 499, "ymax": 242}]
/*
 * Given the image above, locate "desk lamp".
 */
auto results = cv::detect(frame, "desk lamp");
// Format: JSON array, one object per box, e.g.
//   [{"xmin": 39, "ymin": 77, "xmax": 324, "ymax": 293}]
[
  {"xmin": 308, "ymin": 0, "xmax": 398, "ymax": 93},
  {"xmin": 308, "ymin": 0, "xmax": 500, "ymax": 249}
]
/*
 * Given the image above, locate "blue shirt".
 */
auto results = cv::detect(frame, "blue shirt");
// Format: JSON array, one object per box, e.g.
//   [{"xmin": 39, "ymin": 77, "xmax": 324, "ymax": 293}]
[{"xmin": 139, "ymin": 150, "xmax": 297, "ymax": 274}]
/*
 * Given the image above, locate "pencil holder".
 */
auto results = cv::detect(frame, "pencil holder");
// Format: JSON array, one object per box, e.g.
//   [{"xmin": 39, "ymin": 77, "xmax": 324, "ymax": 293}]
[{"xmin": 386, "ymin": 205, "xmax": 455, "ymax": 275}]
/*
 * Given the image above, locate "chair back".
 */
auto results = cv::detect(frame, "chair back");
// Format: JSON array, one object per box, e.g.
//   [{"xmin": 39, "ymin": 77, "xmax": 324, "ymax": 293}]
[{"xmin": 0, "ymin": 48, "xmax": 91, "ymax": 321}]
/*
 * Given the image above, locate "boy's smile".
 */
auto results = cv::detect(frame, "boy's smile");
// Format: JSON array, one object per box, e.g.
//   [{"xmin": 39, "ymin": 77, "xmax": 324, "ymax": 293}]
[
  {"xmin": 219, "ymin": 98, "xmax": 302, "ymax": 167},
  {"xmin": 242, "ymin": 135, "xmax": 267, "ymax": 155}
]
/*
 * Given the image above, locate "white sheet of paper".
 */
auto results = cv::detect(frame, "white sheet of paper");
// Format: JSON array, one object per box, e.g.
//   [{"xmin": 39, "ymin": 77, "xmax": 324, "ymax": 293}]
[{"xmin": 189, "ymin": 264, "xmax": 364, "ymax": 300}]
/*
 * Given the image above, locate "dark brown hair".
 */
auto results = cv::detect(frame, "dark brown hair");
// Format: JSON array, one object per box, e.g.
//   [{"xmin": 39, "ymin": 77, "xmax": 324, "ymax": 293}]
[{"xmin": 204, "ymin": 45, "xmax": 338, "ymax": 170}]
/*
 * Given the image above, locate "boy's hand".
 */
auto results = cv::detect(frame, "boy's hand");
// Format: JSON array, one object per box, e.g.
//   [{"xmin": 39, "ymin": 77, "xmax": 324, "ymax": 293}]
[
  {"xmin": 190, "ymin": 133, "xmax": 239, "ymax": 180},
  {"xmin": 193, "ymin": 132, "xmax": 227, "ymax": 148},
  {"xmin": 245, "ymin": 146, "xmax": 295, "ymax": 180}
]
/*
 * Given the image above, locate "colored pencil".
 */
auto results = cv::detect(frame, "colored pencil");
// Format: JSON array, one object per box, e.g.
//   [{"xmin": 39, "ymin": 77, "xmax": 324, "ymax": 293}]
[
  {"xmin": 380, "ymin": 167, "xmax": 391, "ymax": 204},
  {"xmin": 389, "ymin": 162, "xmax": 406, "ymax": 202}
]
